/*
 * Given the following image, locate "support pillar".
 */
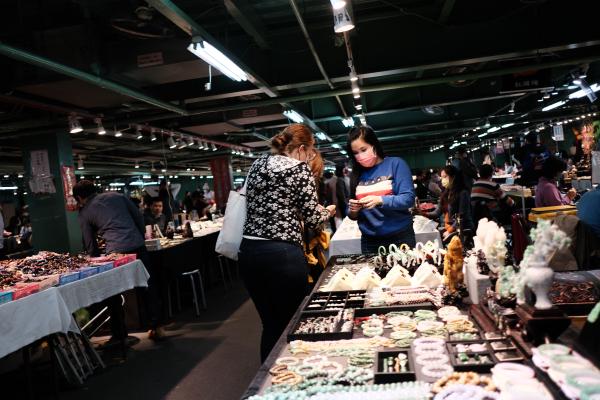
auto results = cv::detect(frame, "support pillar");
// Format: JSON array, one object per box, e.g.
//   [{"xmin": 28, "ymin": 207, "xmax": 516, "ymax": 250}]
[{"xmin": 21, "ymin": 131, "xmax": 82, "ymax": 254}]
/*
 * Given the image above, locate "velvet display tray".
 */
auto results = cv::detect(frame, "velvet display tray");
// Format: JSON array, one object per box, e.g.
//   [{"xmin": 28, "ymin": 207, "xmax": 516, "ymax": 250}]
[
  {"xmin": 447, "ymin": 340, "xmax": 495, "ymax": 372},
  {"xmin": 303, "ymin": 290, "xmax": 366, "ymax": 312},
  {"xmin": 287, "ymin": 310, "xmax": 353, "ymax": 342},
  {"xmin": 373, "ymin": 349, "xmax": 416, "ymax": 384}
]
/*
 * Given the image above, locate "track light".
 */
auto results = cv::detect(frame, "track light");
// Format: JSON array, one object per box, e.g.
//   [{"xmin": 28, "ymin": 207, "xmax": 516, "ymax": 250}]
[
  {"xmin": 134, "ymin": 160, "xmax": 140, "ymax": 169},
  {"xmin": 509, "ymin": 102, "xmax": 515, "ymax": 113},
  {"xmin": 352, "ymin": 85, "xmax": 360, "ymax": 94},
  {"xmin": 354, "ymin": 93, "xmax": 360, "ymax": 99},
  {"xmin": 178, "ymin": 137, "xmax": 188, "ymax": 149},
  {"xmin": 77, "ymin": 156, "xmax": 84, "ymax": 170},
  {"xmin": 187, "ymin": 137, "xmax": 195, "ymax": 147},
  {"xmin": 203, "ymin": 142, "xmax": 210, "ymax": 151},
  {"xmin": 150, "ymin": 132, "xmax": 157, "ymax": 141},
  {"xmin": 483, "ymin": 119, "xmax": 491, "ymax": 128},
  {"xmin": 187, "ymin": 38, "xmax": 248, "ymax": 82},
  {"xmin": 167, "ymin": 136, "xmax": 177, "ymax": 149},
  {"xmin": 95, "ymin": 118, "xmax": 106, "ymax": 135},
  {"xmin": 69, "ymin": 115, "xmax": 83, "ymax": 134},
  {"xmin": 211, "ymin": 143, "xmax": 217, "ymax": 151},
  {"xmin": 136, "ymin": 126, "xmax": 143, "ymax": 140},
  {"xmin": 198, "ymin": 141, "xmax": 205, "ymax": 150},
  {"xmin": 355, "ymin": 104, "xmax": 362, "ymax": 110},
  {"xmin": 114, "ymin": 129, "xmax": 123, "ymax": 137},
  {"xmin": 349, "ymin": 70, "xmax": 358, "ymax": 82}
]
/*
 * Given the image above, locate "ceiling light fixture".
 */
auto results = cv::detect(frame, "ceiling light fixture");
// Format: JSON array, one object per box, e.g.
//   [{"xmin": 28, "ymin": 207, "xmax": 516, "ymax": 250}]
[
  {"xmin": 178, "ymin": 137, "xmax": 188, "ymax": 149},
  {"xmin": 333, "ymin": 6, "xmax": 355, "ymax": 33},
  {"xmin": 77, "ymin": 156, "xmax": 84, "ymax": 170},
  {"xmin": 114, "ymin": 128, "xmax": 123, "ymax": 138},
  {"xmin": 542, "ymin": 100, "xmax": 566, "ymax": 112},
  {"xmin": 187, "ymin": 137, "xmax": 195, "ymax": 147},
  {"xmin": 483, "ymin": 119, "xmax": 491, "ymax": 128},
  {"xmin": 167, "ymin": 136, "xmax": 177, "ymax": 149},
  {"xmin": 501, "ymin": 123, "xmax": 515, "ymax": 128},
  {"xmin": 341, "ymin": 117, "xmax": 355, "ymax": 128},
  {"xmin": 95, "ymin": 118, "xmax": 106, "ymax": 135},
  {"xmin": 349, "ymin": 70, "xmax": 358, "ymax": 82},
  {"xmin": 198, "ymin": 141, "xmax": 205, "ymax": 150},
  {"xmin": 330, "ymin": 0, "xmax": 346, "ymax": 10},
  {"xmin": 211, "ymin": 143, "xmax": 217, "ymax": 151},
  {"xmin": 283, "ymin": 109, "xmax": 304, "ymax": 123},
  {"xmin": 354, "ymin": 93, "xmax": 361, "ymax": 99},
  {"xmin": 187, "ymin": 38, "xmax": 248, "ymax": 82},
  {"xmin": 355, "ymin": 104, "xmax": 362, "ymax": 110},
  {"xmin": 203, "ymin": 141, "xmax": 211, "ymax": 151},
  {"xmin": 136, "ymin": 126, "xmax": 143, "ymax": 140},
  {"xmin": 69, "ymin": 115, "xmax": 83, "ymax": 134},
  {"xmin": 134, "ymin": 160, "xmax": 140, "ymax": 169},
  {"xmin": 509, "ymin": 102, "xmax": 515, "ymax": 113}
]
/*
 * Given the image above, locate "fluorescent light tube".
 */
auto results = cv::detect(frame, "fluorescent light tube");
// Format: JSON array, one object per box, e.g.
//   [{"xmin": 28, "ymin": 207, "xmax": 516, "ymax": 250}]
[
  {"xmin": 187, "ymin": 41, "xmax": 248, "ymax": 82},
  {"xmin": 342, "ymin": 117, "xmax": 355, "ymax": 128},
  {"xmin": 542, "ymin": 101, "xmax": 566, "ymax": 112},
  {"xmin": 283, "ymin": 110, "xmax": 304, "ymax": 123}
]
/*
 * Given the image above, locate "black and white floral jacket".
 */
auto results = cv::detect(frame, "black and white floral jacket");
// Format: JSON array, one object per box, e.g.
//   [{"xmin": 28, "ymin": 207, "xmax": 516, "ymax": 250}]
[{"xmin": 243, "ymin": 155, "xmax": 329, "ymax": 247}]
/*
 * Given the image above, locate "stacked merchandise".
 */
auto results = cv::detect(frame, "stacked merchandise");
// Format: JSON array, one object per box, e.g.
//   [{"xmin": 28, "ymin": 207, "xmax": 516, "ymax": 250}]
[{"xmin": 0, "ymin": 251, "xmax": 136, "ymax": 304}]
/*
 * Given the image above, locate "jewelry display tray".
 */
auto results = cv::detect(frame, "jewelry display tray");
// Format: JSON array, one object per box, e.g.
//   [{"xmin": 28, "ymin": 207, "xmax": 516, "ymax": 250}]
[
  {"xmin": 373, "ymin": 349, "xmax": 416, "ymax": 383},
  {"xmin": 303, "ymin": 290, "xmax": 366, "ymax": 312},
  {"xmin": 446, "ymin": 340, "xmax": 496, "ymax": 372},
  {"xmin": 287, "ymin": 310, "xmax": 354, "ymax": 342}
]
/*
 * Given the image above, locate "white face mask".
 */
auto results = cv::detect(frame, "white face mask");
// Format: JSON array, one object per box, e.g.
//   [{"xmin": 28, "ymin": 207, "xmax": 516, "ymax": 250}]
[{"xmin": 441, "ymin": 177, "xmax": 450, "ymax": 188}]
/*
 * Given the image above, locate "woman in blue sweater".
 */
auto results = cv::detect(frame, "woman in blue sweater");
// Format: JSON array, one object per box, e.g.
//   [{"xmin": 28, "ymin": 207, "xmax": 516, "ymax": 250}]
[{"xmin": 346, "ymin": 126, "xmax": 416, "ymax": 254}]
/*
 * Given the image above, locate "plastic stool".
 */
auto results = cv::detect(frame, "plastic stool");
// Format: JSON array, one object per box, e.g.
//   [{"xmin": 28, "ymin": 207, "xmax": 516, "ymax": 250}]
[{"xmin": 181, "ymin": 269, "xmax": 207, "ymax": 315}]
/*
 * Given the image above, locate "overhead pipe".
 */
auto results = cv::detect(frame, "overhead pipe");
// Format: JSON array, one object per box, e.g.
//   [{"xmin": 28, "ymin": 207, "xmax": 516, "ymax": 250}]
[
  {"xmin": 0, "ymin": 94, "xmax": 98, "ymax": 119},
  {"xmin": 0, "ymin": 41, "xmax": 189, "ymax": 116},
  {"xmin": 289, "ymin": 0, "xmax": 348, "ymax": 117},
  {"xmin": 118, "ymin": 54, "xmax": 600, "ymax": 124}
]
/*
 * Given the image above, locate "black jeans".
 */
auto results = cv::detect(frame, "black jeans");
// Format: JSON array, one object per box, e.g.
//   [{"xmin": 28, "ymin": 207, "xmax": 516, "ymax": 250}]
[
  {"xmin": 239, "ymin": 239, "xmax": 308, "ymax": 363},
  {"xmin": 360, "ymin": 224, "xmax": 416, "ymax": 254}
]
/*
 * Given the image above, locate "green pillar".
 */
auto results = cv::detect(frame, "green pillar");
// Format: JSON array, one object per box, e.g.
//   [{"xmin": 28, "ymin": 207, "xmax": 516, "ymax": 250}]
[{"xmin": 22, "ymin": 131, "xmax": 82, "ymax": 254}]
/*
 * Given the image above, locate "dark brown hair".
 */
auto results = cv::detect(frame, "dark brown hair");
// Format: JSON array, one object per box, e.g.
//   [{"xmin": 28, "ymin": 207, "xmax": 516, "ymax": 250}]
[{"xmin": 271, "ymin": 124, "xmax": 315, "ymax": 155}]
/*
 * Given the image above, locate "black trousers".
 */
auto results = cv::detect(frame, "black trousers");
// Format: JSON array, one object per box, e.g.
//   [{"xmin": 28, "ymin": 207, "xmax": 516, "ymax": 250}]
[{"xmin": 238, "ymin": 239, "xmax": 308, "ymax": 363}]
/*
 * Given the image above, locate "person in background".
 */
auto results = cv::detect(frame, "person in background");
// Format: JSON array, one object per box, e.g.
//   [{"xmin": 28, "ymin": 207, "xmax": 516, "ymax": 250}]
[
  {"xmin": 452, "ymin": 145, "xmax": 478, "ymax": 188},
  {"xmin": 203, "ymin": 183, "xmax": 215, "ymax": 204},
  {"xmin": 335, "ymin": 164, "xmax": 349, "ymax": 226},
  {"xmin": 18, "ymin": 216, "xmax": 32, "ymax": 249},
  {"xmin": 191, "ymin": 191, "xmax": 209, "ymax": 219},
  {"xmin": 323, "ymin": 170, "xmax": 338, "ymax": 231},
  {"xmin": 143, "ymin": 197, "xmax": 167, "ymax": 235},
  {"xmin": 471, "ymin": 164, "xmax": 515, "ymax": 226},
  {"xmin": 158, "ymin": 180, "xmax": 173, "ymax": 223},
  {"xmin": 535, "ymin": 156, "xmax": 577, "ymax": 207},
  {"xmin": 347, "ymin": 126, "xmax": 415, "ymax": 253},
  {"xmin": 414, "ymin": 169, "xmax": 429, "ymax": 200},
  {"xmin": 183, "ymin": 191, "xmax": 194, "ymax": 214},
  {"xmin": 577, "ymin": 186, "xmax": 600, "ymax": 239},
  {"xmin": 428, "ymin": 169, "xmax": 443, "ymax": 198},
  {"xmin": 239, "ymin": 124, "xmax": 335, "ymax": 362},
  {"xmin": 446, "ymin": 165, "xmax": 474, "ymax": 244},
  {"xmin": 72, "ymin": 180, "xmax": 165, "ymax": 341},
  {"xmin": 517, "ymin": 133, "xmax": 550, "ymax": 187},
  {"xmin": 0, "ymin": 205, "xmax": 5, "ymax": 255}
]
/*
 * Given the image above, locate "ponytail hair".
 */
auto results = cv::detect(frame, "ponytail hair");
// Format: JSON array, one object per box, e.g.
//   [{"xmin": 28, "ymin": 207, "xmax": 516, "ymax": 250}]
[{"xmin": 271, "ymin": 124, "xmax": 315, "ymax": 155}]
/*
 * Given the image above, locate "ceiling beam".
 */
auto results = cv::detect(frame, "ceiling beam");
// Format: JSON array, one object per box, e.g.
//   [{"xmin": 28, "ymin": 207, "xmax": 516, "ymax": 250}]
[{"xmin": 223, "ymin": 0, "xmax": 270, "ymax": 50}]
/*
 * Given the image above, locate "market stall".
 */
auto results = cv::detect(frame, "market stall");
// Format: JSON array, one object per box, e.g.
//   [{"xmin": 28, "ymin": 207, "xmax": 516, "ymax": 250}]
[
  {"xmin": 242, "ymin": 218, "xmax": 600, "ymax": 400},
  {"xmin": 328, "ymin": 217, "xmax": 441, "ymax": 258}
]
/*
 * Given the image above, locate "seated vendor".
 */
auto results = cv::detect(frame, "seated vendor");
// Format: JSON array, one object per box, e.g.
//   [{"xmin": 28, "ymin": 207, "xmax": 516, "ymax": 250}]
[
  {"xmin": 577, "ymin": 186, "xmax": 600, "ymax": 239},
  {"xmin": 471, "ymin": 164, "xmax": 514, "ymax": 225},
  {"xmin": 144, "ymin": 197, "xmax": 167, "ymax": 235},
  {"xmin": 535, "ymin": 156, "xmax": 576, "ymax": 207}
]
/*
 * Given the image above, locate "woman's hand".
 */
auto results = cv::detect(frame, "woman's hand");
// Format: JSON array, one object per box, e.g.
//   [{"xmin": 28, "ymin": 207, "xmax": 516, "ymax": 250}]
[
  {"xmin": 359, "ymin": 195, "xmax": 383, "ymax": 209},
  {"xmin": 349, "ymin": 199, "xmax": 362, "ymax": 213},
  {"xmin": 326, "ymin": 205, "xmax": 336, "ymax": 217}
]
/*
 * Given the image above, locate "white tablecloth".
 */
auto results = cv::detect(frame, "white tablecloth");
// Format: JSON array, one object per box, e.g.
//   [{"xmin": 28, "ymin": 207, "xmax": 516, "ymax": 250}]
[
  {"xmin": 328, "ymin": 218, "xmax": 442, "ymax": 257},
  {"xmin": 0, "ymin": 260, "xmax": 149, "ymax": 359}
]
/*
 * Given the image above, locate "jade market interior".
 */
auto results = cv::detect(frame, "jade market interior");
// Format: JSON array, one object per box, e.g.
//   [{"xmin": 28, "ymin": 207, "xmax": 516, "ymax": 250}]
[{"xmin": 1, "ymin": 0, "xmax": 600, "ymax": 399}]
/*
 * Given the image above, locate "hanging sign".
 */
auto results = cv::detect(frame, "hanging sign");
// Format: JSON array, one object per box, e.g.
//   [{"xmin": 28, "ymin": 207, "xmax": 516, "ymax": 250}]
[
  {"xmin": 61, "ymin": 165, "xmax": 78, "ymax": 211},
  {"xmin": 210, "ymin": 156, "xmax": 232, "ymax": 209},
  {"xmin": 553, "ymin": 125, "xmax": 564, "ymax": 141},
  {"xmin": 29, "ymin": 149, "xmax": 56, "ymax": 194}
]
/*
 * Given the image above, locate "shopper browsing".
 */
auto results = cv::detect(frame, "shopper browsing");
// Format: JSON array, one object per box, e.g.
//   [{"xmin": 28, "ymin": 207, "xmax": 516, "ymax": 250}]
[
  {"xmin": 239, "ymin": 124, "xmax": 335, "ymax": 362},
  {"xmin": 535, "ymin": 156, "xmax": 576, "ymax": 207},
  {"xmin": 346, "ymin": 126, "xmax": 416, "ymax": 253},
  {"xmin": 471, "ymin": 164, "xmax": 514, "ymax": 225},
  {"xmin": 143, "ymin": 197, "xmax": 167, "ymax": 235},
  {"xmin": 73, "ymin": 180, "xmax": 166, "ymax": 341}
]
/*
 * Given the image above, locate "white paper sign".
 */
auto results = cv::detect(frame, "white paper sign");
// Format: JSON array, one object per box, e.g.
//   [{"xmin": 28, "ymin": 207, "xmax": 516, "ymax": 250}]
[
  {"xmin": 29, "ymin": 149, "xmax": 56, "ymax": 194},
  {"xmin": 553, "ymin": 125, "xmax": 564, "ymax": 141}
]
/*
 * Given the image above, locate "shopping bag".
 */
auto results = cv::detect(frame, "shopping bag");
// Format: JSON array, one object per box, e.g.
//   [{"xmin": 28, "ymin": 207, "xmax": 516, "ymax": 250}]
[{"xmin": 215, "ymin": 186, "xmax": 246, "ymax": 260}]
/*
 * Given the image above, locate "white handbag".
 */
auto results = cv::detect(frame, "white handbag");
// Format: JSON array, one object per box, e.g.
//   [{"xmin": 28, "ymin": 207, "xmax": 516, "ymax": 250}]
[{"xmin": 215, "ymin": 184, "xmax": 247, "ymax": 260}]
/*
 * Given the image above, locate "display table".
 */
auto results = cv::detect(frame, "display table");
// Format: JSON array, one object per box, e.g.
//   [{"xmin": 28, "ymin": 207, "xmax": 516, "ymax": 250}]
[
  {"xmin": 0, "ymin": 260, "xmax": 149, "ymax": 359},
  {"xmin": 328, "ymin": 218, "xmax": 441, "ymax": 258},
  {"xmin": 528, "ymin": 205, "xmax": 577, "ymax": 222}
]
